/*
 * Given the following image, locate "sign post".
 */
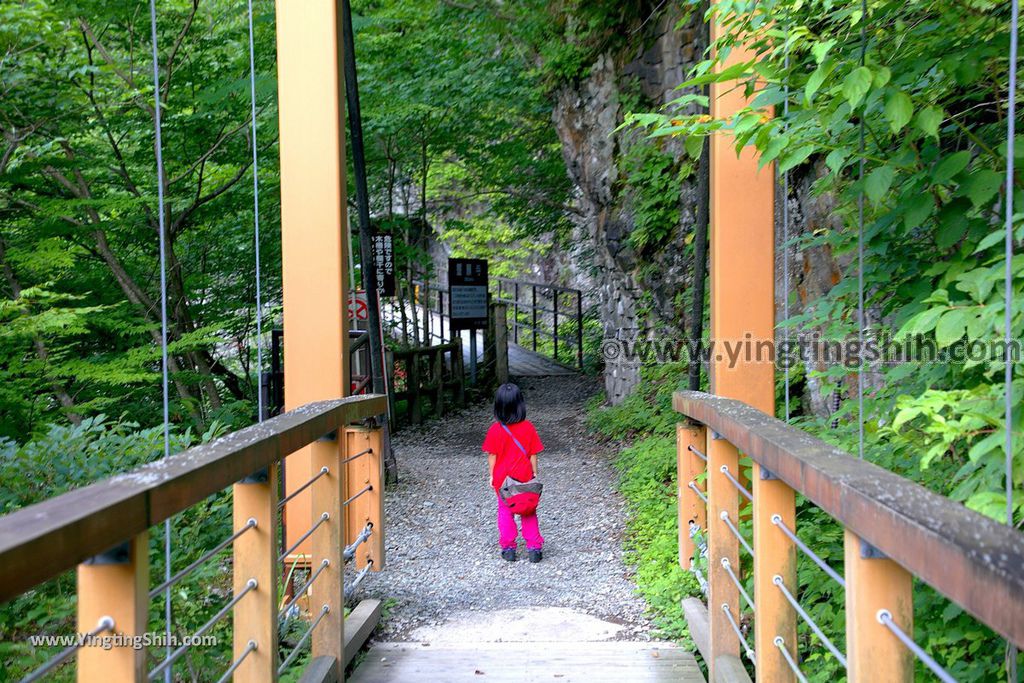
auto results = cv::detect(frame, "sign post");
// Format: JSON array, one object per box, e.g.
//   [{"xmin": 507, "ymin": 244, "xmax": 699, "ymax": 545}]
[{"xmin": 448, "ymin": 258, "xmax": 488, "ymax": 385}]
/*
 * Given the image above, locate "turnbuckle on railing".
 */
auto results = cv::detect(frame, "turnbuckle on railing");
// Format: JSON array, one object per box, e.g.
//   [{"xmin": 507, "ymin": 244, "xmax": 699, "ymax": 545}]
[
  {"xmin": 344, "ymin": 523, "xmax": 374, "ymax": 562},
  {"xmin": 673, "ymin": 391, "xmax": 1024, "ymax": 683}
]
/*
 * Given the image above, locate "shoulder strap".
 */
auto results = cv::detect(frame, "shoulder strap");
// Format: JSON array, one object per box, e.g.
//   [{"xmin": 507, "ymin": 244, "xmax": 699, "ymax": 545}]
[
  {"xmin": 499, "ymin": 422, "xmax": 529, "ymax": 478},
  {"xmin": 500, "ymin": 422, "xmax": 528, "ymax": 455}
]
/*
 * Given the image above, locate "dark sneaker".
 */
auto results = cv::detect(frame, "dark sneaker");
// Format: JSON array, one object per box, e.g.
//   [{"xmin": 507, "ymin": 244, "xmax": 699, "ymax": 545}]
[
  {"xmin": 528, "ymin": 549, "xmax": 542, "ymax": 563},
  {"xmin": 501, "ymin": 547, "xmax": 517, "ymax": 562}
]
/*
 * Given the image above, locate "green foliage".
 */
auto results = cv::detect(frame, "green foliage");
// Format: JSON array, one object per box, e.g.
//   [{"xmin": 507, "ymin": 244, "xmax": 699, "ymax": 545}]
[
  {"xmin": 626, "ymin": 0, "xmax": 1022, "ymax": 530},
  {"xmin": 618, "ymin": 139, "xmax": 693, "ymax": 253},
  {"xmin": 588, "ymin": 363, "xmax": 700, "ymax": 640},
  {"xmin": 0, "ymin": 417, "xmax": 236, "ymax": 679},
  {"xmin": 1, "ymin": 0, "xmax": 277, "ymax": 436},
  {"xmin": 588, "ymin": 362, "xmax": 690, "ymax": 439},
  {"xmin": 615, "ymin": 434, "xmax": 698, "ymax": 641}
]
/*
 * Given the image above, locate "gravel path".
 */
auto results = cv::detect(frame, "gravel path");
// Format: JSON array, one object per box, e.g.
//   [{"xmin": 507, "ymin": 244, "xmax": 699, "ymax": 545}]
[{"xmin": 363, "ymin": 374, "xmax": 655, "ymax": 641}]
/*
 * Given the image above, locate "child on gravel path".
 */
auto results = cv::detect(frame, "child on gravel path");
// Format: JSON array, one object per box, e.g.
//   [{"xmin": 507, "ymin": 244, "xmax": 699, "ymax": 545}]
[{"xmin": 482, "ymin": 383, "xmax": 544, "ymax": 563}]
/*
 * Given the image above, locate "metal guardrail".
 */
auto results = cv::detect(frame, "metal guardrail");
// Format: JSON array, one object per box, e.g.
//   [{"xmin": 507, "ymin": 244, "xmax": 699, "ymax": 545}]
[{"xmin": 493, "ymin": 276, "xmax": 584, "ymax": 371}]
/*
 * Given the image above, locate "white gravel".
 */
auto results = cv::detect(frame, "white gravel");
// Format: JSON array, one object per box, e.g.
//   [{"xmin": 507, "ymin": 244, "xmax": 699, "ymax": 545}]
[{"xmin": 361, "ymin": 374, "xmax": 656, "ymax": 641}]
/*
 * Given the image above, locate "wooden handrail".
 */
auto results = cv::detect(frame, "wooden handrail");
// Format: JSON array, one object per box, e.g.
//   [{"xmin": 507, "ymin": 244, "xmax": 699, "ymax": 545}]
[
  {"xmin": 674, "ymin": 390, "xmax": 1024, "ymax": 649},
  {"xmin": 0, "ymin": 394, "xmax": 386, "ymax": 604}
]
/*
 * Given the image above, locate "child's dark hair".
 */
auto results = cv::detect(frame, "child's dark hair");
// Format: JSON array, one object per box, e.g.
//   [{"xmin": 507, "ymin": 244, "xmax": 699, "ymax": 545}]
[{"xmin": 493, "ymin": 382, "xmax": 526, "ymax": 425}]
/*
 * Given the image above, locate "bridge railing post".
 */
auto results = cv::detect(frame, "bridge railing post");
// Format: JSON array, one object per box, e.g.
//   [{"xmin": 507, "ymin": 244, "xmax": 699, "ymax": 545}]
[
  {"xmin": 753, "ymin": 465, "xmax": 797, "ymax": 679},
  {"xmin": 676, "ymin": 423, "xmax": 707, "ymax": 569},
  {"xmin": 433, "ymin": 347, "xmax": 445, "ymax": 417},
  {"xmin": 576, "ymin": 291, "xmax": 583, "ymax": 371},
  {"xmin": 707, "ymin": 433, "xmax": 742, "ymax": 676},
  {"xmin": 232, "ymin": 467, "xmax": 279, "ymax": 680},
  {"xmin": 531, "ymin": 285, "xmax": 538, "ymax": 352},
  {"xmin": 493, "ymin": 302, "xmax": 509, "ymax": 385},
  {"xmin": 309, "ymin": 438, "xmax": 345, "ymax": 674},
  {"xmin": 344, "ymin": 425, "xmax": 386, "ymax": 571},
  {"xmin": 453, "ymin": 339, "xmax": 466, "ymax": 406},
  {"xmin": 513, "ymin": 281, "xmax": 520, "ymax": 344},
  {"xmin": 77, "ymin": 532, "xmax": 148, "ymax": 681},
  {"xmin": 552, "ymin": 289, "xmax": 559, "ymax": 362},
  {"xmin": 844, "ymin": 529, "xmax": 914, "ymax": 682},
  {"xmin": 409, "ymin": 353, "xmax": 422, "ymax": 425}
]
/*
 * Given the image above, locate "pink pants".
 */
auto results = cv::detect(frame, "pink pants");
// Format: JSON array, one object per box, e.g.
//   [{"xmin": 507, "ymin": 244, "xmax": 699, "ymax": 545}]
[{"xmin": 497, "ymin": 494, "xmax": 543, "ymax": 550}]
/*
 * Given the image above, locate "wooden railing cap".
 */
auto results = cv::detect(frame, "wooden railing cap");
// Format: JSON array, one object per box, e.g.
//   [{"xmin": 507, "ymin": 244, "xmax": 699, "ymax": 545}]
[{"xmin": 0, "ymin": 394, "xmax": 386, "ymax": 604}]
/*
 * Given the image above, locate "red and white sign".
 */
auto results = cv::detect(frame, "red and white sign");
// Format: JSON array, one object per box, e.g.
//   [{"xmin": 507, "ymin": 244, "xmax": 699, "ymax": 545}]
[{"xmin": 348, "ymin": 290, "xmax": 368, "ymax": 321}]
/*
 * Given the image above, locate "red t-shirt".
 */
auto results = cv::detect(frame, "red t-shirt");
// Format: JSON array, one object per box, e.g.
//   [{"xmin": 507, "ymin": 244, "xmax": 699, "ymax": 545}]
[{"xmin": 482, "ymin": 419, "xmax": 543, "ymax": 490}]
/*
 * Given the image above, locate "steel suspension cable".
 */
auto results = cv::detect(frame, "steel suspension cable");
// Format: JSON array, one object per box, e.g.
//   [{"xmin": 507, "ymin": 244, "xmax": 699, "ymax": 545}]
[
  {"xmin": 1005, "ymin": 2, "xmax": 1019, "ymax": 679},
  {"xmin": 688, "ymin": 480, "xmax": 708, "ymax": 504},
  {"xmin": 720, "ymin": 510, "xmax": 754, "ymax": 557},
  {"xmin": 149, "ymin": 519, "xmax": 257, "ymax": 598},
  {"xmin": 721, "ymin": 558, "xmax": 754, "ymax": 610},
  {"xmin": 22, "ymin": 617, "xmax": 114, "ymax": 682},
  {"xmin": 216, "ymin": 640, "xmax": 257, "ymax": 683},
  {"xmin": 246, "ymin": 0, "xmax": 265, "ymax": 423},
  {"xmin": 278, "ymin": 605, "xmax": 330, "ymax": 674},
  {"xmin": 782, "ymin": 6, "xmax": 791, "ymax": 422},
  {"xmin": 720, "ymin": 464, "xmax": 752, "ymax": 502},
  {"xmin": 856, "ymin": 0, "xmax": 867, "ymax": 460},
  {"xmin": 722, "ymin": 603, "xmax": 756, "ymax": 664},
  {"xmin": 146, "ymin": 2, "xmax": 173, "ymax": 678}
]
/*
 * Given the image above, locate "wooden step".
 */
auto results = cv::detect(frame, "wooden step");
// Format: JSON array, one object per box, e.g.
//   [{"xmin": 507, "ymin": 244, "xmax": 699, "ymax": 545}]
[{"xmin": 349, "ymin": 641, "xmax": 705, "ymax": 682}]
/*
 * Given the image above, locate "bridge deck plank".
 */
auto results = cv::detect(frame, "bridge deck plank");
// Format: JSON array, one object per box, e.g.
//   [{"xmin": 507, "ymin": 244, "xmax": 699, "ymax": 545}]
[{"xmin": 348, "ymin": 641, "xmax": 705, "ymax": 682}]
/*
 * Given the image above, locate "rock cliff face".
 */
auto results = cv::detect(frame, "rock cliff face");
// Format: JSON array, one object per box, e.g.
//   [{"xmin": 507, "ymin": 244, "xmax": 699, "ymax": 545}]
[
  {"xmin": 550, "ymin": 10, "xmax": 706, "ymax": 403},
  {"xmin": 548, "ymin": 9, "xmax": 844, "ymax": 414}
]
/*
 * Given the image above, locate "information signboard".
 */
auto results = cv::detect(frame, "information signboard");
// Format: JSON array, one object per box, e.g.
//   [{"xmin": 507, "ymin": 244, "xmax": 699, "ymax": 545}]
[
  {"xmin": 371, "ymin": 232, "xmax": 395, "ymax": 297},
  {"xmin": 448, "ymin": 258, "xmax": 488, "ymax": 331}
]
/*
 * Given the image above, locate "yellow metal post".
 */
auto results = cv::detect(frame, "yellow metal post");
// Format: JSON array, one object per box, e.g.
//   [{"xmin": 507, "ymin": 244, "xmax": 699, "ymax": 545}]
[
  {"xmin": 844, "ymin": 530, "xmax": 914, "ymax": 682},
  {"xmin": 77, "ymin": 533, "xmax": 148, "ymax": 681},
  {"xmin": 276, "ymin": 0, "xmax": 350, "ymax": 562},
  {"xmin": 677, "ymin": 423, "xmax": 707, "ymax": 568},
  {"xmin": 232, "ymin": 469, "xmax": 279, "ymax": 681},
  {"xmin": 709, "ymin": 0, "xmax": 788, "ymax": 678}
]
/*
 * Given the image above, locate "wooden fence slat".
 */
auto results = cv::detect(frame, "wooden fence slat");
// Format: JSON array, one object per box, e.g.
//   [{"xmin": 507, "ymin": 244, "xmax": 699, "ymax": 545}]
[{"xmin": 753, "ymin": 467, "xmax": 797, "ymax": 681}]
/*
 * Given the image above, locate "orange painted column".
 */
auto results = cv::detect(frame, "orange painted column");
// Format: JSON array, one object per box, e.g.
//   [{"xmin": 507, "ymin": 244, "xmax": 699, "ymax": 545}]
[
  {"xmin": 276, "ymin": 0, "xmax": 350, "ymax": 564},
  {"xmin": 708, "ymin": 3, "xmax": 796, "ymax": 680}
]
